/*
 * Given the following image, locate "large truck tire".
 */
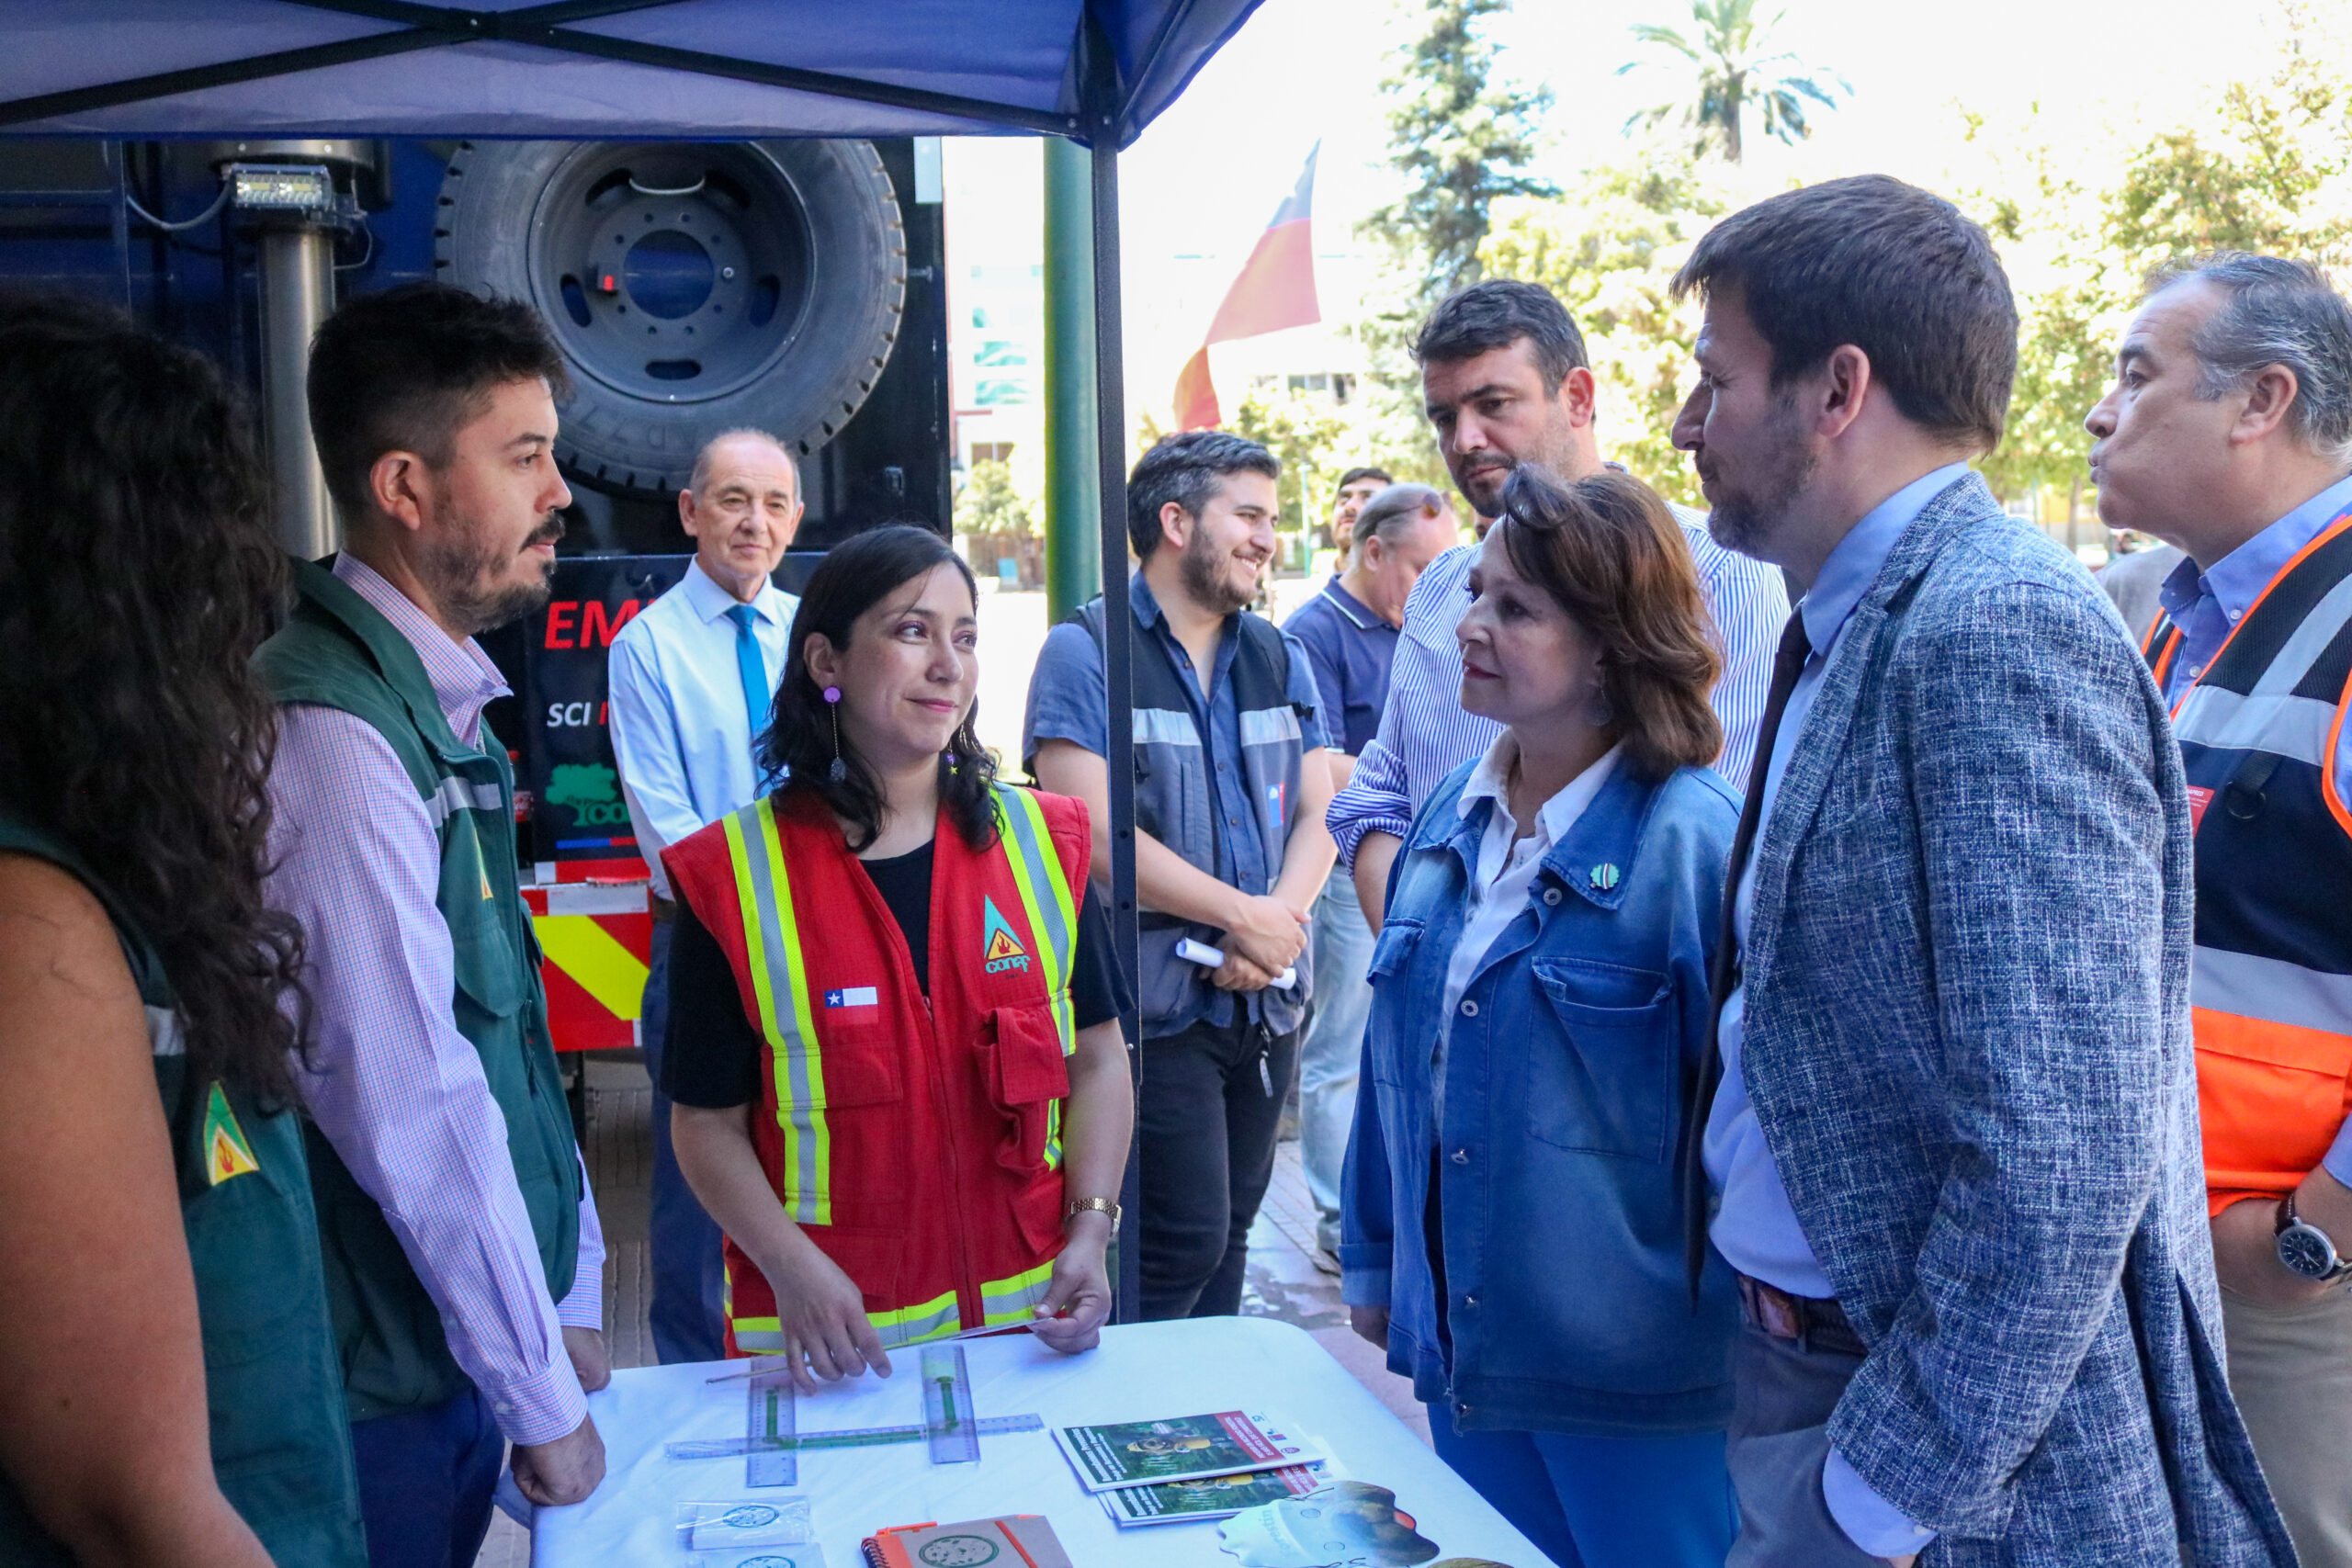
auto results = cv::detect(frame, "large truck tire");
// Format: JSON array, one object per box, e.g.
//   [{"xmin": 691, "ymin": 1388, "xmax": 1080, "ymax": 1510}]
[{"xmin": 435, "ymin": 139, "xmax": 905, "ymax": 496}]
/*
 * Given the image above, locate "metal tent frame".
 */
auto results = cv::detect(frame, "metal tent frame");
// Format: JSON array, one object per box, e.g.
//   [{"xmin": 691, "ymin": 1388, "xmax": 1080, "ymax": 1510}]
[{"xmin": 0, "ymin": 0, "xmax": 1264, "ymax": 1324}]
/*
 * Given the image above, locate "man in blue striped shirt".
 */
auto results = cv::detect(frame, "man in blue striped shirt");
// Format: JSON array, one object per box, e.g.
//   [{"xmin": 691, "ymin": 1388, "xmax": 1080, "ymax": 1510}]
[{"xmin": 1326, "ymin": 281, "xmax": 1788, "ymax": 925}]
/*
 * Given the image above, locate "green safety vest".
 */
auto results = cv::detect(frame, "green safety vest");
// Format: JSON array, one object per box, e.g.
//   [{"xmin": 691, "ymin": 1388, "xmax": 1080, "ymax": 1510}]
[
  {"xmin": 0, "ymin": 809, "xmax": 366, "ymax": 1566},
  {"xmin": 256, "ymin": 558, "xmax": 582, "ymax": 1423}
]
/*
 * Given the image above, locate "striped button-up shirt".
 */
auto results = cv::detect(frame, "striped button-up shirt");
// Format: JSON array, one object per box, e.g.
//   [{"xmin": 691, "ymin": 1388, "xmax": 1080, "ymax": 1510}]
[
  {"xmin": 266, "ymin": 554, "xmax": 603, "ymax": 1448},
  {"xmin": 1328, "ymin": 502, "xmax": 1789, "ymax": 867}
]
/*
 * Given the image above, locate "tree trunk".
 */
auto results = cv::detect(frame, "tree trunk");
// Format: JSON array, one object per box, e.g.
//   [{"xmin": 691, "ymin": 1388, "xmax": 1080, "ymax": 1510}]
[{"xmin": 2066, "ymin": 472, "xmax": 2083, "ymax": 557}]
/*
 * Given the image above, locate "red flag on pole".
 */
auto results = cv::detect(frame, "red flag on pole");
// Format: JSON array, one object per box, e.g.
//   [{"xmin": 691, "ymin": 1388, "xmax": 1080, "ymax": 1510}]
[{"xmin": 1175, "ymin": 144, "xmax": 1321, "ymax": 430}]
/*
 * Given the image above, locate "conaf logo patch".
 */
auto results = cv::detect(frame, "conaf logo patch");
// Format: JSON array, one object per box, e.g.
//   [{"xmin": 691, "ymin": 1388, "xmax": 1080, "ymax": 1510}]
[{"xmin": 981, "ymin": 896, "xmax": 1030, "ymax": 974}]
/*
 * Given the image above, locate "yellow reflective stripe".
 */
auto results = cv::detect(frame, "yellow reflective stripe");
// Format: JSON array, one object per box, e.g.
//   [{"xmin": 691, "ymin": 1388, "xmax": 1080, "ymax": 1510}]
[
  {"xmin": 979, "ymin": 1260, "xmax": 1056, "ymax": 1325},
  {"xmin": 731, "ymin": 1317, "xmax": 786, "ymax": 1353},
  {"xmin": 996, "ymin": 787, "xmax": 1079, "ymax": 1168},
  {"xmin": 868, "ymin": 1290, "xmax": 961, "ymax": 1348},
  {"xmin": 723, "ymin": 801, "xmax": 831, "ymax": 1225}
]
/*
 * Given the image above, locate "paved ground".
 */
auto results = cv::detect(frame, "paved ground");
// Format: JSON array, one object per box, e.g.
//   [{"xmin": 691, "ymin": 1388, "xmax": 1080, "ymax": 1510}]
[{"xmin": 474, "ymin": 1045, "xmax": 1422, "ymax": 1564}]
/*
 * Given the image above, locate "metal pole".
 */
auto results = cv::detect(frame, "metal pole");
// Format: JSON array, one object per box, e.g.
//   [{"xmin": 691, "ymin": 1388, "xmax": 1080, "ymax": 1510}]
[
  {"xmin": 1090, "ymin": 136, "xmax": 1143, "ymax": 1327},
  {"xmin": 254, "ymin": 225, "xmax": 337, "ymax": 559},
  {"xmin": 1042, "ymin": 136, "xmax": 1101, "ymax": 622}
]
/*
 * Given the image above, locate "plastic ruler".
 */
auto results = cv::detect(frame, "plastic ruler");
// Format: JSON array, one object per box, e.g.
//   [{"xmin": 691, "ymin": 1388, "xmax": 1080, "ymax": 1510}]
[{"xmin": 676, "ymin": 1340, "xmax": 1026, "ymax": 1484}]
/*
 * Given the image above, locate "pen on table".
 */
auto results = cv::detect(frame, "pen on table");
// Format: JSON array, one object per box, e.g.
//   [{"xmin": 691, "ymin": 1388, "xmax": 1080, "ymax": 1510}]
[{"xmin": 704, "ymin": 1321, "xmax": 1036, "ymax": 1382}]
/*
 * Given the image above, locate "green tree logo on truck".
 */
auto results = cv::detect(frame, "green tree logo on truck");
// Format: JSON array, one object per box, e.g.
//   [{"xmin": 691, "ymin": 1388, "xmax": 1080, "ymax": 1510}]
[{"xmin": 545, "ymin": 763, "xmax": 629, "ymax": 827}]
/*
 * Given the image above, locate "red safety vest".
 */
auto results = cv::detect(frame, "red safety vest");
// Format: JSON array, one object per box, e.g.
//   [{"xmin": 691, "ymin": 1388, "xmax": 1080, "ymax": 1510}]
[{"xmin": 663, "ymin": 782, "xmax": 1089, "ymax": 1353}]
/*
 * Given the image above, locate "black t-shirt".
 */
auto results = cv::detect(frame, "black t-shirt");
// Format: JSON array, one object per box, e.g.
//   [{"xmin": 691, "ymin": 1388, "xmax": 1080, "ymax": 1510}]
[{"xmin": 662, "ymin": 836, "xmax": 1131, "ymax": 1110}]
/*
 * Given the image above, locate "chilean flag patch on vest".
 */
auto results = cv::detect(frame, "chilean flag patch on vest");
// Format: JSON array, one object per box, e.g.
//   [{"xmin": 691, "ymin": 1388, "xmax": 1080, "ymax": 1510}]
[{"xmin": 824, "ymin": 986, "xmax": 878, "ymax": 1009}]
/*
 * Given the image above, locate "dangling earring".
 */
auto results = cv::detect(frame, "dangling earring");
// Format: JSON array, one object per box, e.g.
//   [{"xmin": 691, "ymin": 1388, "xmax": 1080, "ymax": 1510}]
[
  {"xmin": 823, "ymin": 686, "xmax": 847, "ymax": 782},
  {"xmin": 1586, "ymin": 689, "xmax": 1614, "ymax": 728}
]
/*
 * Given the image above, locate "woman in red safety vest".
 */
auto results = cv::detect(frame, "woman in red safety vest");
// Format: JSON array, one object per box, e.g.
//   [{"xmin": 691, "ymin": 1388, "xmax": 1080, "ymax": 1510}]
[{"xmin": 663, "ymin": 524, "xmax": 1135, "ymax": 1385}]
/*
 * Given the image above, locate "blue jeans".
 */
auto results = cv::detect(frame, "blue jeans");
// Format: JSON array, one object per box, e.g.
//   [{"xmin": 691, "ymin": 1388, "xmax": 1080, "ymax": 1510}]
[
  {"xmin": 1299, "ymin": 867, "xmax": 1374, "ymax": 1252},
  {"xmin": 1432, "ymin": 1404, "xmax": 1736, "ymax": 1568},
  {"xmin": 642, "ymin": 918, "xmax": 728, "ymax": 1363},
  {"xmin": 349, "ymin": 1386, "xmax": 502, "ymax": 1568}
]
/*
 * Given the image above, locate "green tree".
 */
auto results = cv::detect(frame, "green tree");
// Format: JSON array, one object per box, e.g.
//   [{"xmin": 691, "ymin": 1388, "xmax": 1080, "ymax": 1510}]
[
  {"xmin": 1962, "ymin": 6, "xmax": 2352, "ymax": 545},
  {"xmin": 1362, "ymin": 0, "xmax": 1557, "ymax": 308},
  {"xmin": 1482, "ymin": 146, "xmax": 1725, "ymax": 507},
  {"xmin": 1618, "ymin": 0, "xmax": 1847, "ymax": 165},
  {"xmin": 952, "ymin": 459, "xmax": 1036, "ymax": 537},
  {"xmin": 1228, "ymin": 387, "xmax": 1359, "ymax": 534},
  {"xmin": 1351, "ymin": 0, "xmax": 1556, "ymax": 487}
]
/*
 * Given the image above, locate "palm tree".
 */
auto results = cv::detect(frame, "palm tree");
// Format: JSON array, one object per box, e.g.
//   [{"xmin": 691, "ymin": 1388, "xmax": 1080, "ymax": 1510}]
[{"xmin": 1618, "ymin": 0, "xmax": 1848, "ymax": 164}]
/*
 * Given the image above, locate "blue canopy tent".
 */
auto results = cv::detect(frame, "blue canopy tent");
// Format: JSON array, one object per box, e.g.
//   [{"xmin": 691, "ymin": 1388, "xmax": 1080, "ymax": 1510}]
[{"xmin": 0, "ymin": 0, "xmax": 1267, "ymax": 1321}]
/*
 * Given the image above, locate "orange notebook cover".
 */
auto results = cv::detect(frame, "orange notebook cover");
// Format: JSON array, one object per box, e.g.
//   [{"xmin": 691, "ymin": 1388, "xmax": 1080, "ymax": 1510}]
[{"xmin": 860, "ymin": 1514, "xmax": 1075, "ymax": 1568}]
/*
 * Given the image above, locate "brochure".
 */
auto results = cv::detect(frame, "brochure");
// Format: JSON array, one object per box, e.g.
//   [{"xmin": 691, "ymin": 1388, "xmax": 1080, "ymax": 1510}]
[
  {"xmin": 1102, "ymin": 1461, "xmax": 1331, "ymax": 1527},
  {"xmin": 1053, "ymin": 1410, "xmax": 1320, "ymax": 1493}
]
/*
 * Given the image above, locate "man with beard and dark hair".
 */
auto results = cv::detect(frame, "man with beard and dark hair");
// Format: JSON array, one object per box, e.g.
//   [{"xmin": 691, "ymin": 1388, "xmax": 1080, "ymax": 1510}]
[
  {"xmin": 1024, "ymin": 429, "xmax": 1336, "ymax": 1319},
  {"xmin": 260, "ymin": 282, "xmax": 610, "ymax": 1565},
  {"xmin": 1671, "ymin": 175, "xmax": 2290, "ymax": 1566}
]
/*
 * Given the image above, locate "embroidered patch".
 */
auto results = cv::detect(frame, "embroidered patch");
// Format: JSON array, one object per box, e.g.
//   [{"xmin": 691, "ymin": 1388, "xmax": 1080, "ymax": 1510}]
[
  {"xmin": 203, "ymin": 1082, "xmax": 260, "ymax": 1186},
  {"xmin": 982, "ymin": 896, "xmax": 1031, "ymax": 974},
  {"xmin": 824, "ymin": 987, "xmax": 879, "ymax": 1009}
]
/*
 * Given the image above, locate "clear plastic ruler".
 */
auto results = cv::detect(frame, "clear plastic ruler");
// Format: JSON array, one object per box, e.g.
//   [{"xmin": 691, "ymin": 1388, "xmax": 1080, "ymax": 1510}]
[
  {"xmin": 668, "ymin": 1413, "xmax": 1043, "ymax": 1461},
  {"xmin": 744, "ymin": 1364, "xmax": 798, "ymax": 1488},
  {"xmin": 922, "ymin": 1342, "xmax": 981, "ymax": 1464}
]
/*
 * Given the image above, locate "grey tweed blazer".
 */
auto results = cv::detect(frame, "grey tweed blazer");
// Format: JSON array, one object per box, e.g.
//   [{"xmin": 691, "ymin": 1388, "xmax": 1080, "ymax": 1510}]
[{"xmin": 1739, "ymin": 473, "xmax": 2294, "ymax": 1565}]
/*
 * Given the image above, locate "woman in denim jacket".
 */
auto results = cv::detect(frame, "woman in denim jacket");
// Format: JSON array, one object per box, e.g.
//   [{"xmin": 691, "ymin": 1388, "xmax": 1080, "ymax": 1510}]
[{"xmin": 1340, "ymin": 467, "xmax": 1742, "ymax": 1567}]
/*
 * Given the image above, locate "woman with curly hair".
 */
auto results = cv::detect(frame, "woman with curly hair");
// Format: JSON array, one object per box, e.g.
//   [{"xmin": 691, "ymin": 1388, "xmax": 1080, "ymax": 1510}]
[
  {"xmin": 1342, "ymin": 465, "xmax": 1742, "ymax": 1567},
  {"xmin": 662, "ymin": 524, "xmax": 1133, "ymax": 1383},
  {"xmin": 0, "ymin": 303, "xmax": 365, "ymax": 1566}
]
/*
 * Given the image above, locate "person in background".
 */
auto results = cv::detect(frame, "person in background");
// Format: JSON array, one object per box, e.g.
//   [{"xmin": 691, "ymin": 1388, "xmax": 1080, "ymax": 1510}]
[
  {"xmin": 664, "ymin": 525, "xmax": 1133, "ymax": 1374},
  {"xmin": 1283, "ymin": 481, "xmax": 1457, "ymax": 1267},
  {"xmin": 0, "ymin": 302, "xmax": 367, "ymax": 1566},
  {"xmin": 1026, "ymin": 431, "xmax": 1337, "ymax": 1319},
  {"xmin": 607, "ymin": 427, "xmax": 804, "ymax": 1366},
  {"xmin": 1345, "ymin": 466, "xmax": 1740, "ymax": 1567},
  {"xmin": 2086, "ymin": 253, "xmax": 2352, "ymax": 1568},
  {"xmin": 261, "ymin": 282, "xmax": 609, "ymax": 1565},
  {"xmin": 1675, "ymin": 175, "xmax": 2289, "ymax": 1565},
  {"xmin": 1327, "ymin": 464, "xmax": 1393, "ymax": 567},
  {"xmin": 2093, "ymin": 534, "xmax": 2184, "ymax": 639},
  {"xmin": 1327, "ymin": 280, "xmax": 1786, "ymax": 933}
]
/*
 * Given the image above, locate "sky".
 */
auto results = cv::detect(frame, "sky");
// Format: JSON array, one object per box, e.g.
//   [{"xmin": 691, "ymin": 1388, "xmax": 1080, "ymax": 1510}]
[{"xmin": 944, "ymin": 0, "xmax": 2307, "ymax": 438}]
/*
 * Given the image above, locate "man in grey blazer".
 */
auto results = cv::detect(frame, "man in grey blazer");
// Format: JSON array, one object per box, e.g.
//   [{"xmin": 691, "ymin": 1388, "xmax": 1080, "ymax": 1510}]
[{"xmin": 1672, "ymin": 175, "xmax": 2292, "ymax": 1566}]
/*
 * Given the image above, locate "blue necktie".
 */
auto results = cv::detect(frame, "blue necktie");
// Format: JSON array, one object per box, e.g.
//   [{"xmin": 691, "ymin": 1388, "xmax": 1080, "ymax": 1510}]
[{"xmin": 725, "ymin": 604, "xmax": 772, "ymax": 747}]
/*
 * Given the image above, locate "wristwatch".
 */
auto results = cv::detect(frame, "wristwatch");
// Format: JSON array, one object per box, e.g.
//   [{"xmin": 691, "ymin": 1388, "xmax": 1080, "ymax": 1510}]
[
  {"xmin": 1064, "ymin": 1196, "xmax": 1123, "ymax": 1227},
  {"xmin": 2275, "ymin": 1191, "xmax": 2352, "ymax": 1282}
]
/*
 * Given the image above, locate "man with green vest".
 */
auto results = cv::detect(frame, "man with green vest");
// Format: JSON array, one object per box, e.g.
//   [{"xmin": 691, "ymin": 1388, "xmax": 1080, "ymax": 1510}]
[{"xmin": 261, "ymin": 282, "xmax": 609, "ymax": 1566}]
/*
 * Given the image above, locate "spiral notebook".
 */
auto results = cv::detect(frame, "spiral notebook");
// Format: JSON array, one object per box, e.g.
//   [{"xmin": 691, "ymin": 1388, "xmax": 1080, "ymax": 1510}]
[{"xmin": 859, "ymin": 1514, "xmax": 1073, "ymax": 1568}]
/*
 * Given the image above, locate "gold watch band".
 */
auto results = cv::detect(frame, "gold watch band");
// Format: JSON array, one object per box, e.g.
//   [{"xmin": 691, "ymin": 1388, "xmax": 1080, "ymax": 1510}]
[{"xmin": 1064, "ymin": 1196, "xmax": 1122, "ymax": 1226}]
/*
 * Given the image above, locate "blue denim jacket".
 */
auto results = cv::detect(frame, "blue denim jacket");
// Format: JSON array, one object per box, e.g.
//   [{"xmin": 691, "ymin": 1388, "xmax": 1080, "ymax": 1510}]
[{"xmin": 1340, "ymin": 754, "xmax": 1741, "ymax": 1438}]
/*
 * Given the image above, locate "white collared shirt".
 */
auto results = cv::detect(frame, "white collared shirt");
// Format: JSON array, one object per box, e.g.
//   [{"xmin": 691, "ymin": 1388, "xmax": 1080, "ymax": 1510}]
[
  {"xmin": 606, "ymin": 558, "xmax": 798, "ymax": 897},
  {"xmin": 1430, "ymin": 734, "xmax": 1623, "ymax": 1127}
]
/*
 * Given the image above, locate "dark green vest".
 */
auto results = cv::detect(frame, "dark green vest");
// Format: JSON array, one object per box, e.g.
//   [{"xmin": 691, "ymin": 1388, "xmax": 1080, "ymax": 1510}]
[
  {"xmin": 255, "ymin": 558, "xmax": 582, "ymax": 1423},
  {"xmin": 0, "ymin": 811, "xmax": 366, "ymax": 1566}
]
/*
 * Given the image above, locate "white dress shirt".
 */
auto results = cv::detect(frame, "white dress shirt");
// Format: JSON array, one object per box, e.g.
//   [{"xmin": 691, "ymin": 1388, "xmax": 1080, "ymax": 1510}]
[
  {"xmin": 1432, "ymin": 737, "xmax": 1624, "ymax": 1128},
  {"xmin": 606, "ymin": 558, "xmax": 798, "ymax": 897},
  {"xmin": 267, "ymin": 554, "xmax": 603, "ymax": 1448}
]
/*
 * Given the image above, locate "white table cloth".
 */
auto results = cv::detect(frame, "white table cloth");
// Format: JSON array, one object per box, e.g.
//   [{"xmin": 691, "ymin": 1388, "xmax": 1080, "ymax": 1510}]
[{"xmin": 529, "ymin": 1315, "xmax": 1545, "ymax": 1565}]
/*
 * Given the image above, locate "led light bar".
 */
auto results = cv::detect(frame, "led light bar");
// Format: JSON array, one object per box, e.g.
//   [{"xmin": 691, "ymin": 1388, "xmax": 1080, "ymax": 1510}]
[{"xmin": 225, "ymin": 164, "xmax": 334, "ymax": 212}]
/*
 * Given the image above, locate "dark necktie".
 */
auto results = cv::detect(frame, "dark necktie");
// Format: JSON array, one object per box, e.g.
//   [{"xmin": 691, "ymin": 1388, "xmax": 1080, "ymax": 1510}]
[{"xmin": 1680, "ymin": 610, "xmax": 1814, "ymax": 1290}]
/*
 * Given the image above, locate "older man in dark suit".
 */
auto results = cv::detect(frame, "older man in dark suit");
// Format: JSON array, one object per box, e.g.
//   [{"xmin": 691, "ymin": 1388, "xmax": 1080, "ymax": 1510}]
[{"xmin": 1672, "ymin": 175, "xmax": 2291, "ymax": 1566}]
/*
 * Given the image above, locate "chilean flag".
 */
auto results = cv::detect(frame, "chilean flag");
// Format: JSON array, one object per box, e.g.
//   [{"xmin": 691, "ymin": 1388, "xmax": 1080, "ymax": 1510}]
[{"xmin": 1174, "ymin": 144, "xmax": 1321, "ymax": 431}]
